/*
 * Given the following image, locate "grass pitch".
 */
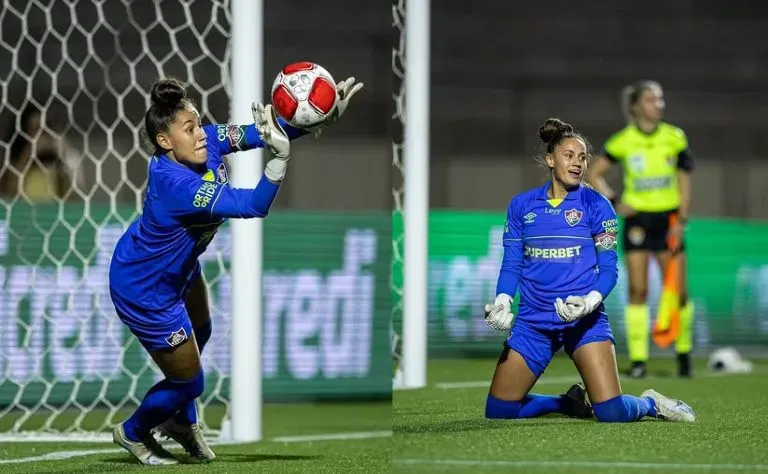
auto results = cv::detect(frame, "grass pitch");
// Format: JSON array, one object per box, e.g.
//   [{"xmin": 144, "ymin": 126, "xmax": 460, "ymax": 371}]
[
  {"xmin": 0, "ymin": 401, "xmax": 391, "ymax": 473},
  {"xmin": 394, "ymin": 356, "xmax": 768, "ymax": 473},
  {"xmin": 3, "ymin": 356, "xmax": 767, "ymax": 473}
]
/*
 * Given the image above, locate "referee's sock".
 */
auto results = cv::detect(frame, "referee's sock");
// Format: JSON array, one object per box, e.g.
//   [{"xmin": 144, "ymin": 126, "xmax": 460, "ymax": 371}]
[
  {"xmin": 626, "ymin": 304, "xmax": 650, "ymax": 363},
  {"xmin": 123, "ymin": 370, "xmax": 205, "ymax": 442},
  {"xmin": 485, "ymin": 393, "xmax": 568, "ymax": 419},
  {"xmin": 173, "ymin": 320, "xmax": 213, "ymax": 426}
]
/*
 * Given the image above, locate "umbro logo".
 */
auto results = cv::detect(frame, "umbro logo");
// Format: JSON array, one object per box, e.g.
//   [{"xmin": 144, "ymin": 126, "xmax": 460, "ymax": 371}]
[{"xmin": 524, "ymin": 212, "xmax": 537, "ymax": 224}]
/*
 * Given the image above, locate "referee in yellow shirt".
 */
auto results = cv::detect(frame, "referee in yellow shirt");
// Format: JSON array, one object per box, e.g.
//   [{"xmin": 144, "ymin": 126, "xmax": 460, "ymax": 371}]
[{"xmin": 588, "ymin": 80, "xmax": 694, "ymax": 378}]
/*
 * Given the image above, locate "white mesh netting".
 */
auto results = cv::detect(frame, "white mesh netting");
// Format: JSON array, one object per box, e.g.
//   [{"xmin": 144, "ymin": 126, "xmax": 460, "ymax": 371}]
[
  {"xmin": 391, "ymin": 0, "xmax": 405, "ymax": 387},
  {"xmin": 0, "ymin": 0, "xmax": 234, "ymax": 439}
]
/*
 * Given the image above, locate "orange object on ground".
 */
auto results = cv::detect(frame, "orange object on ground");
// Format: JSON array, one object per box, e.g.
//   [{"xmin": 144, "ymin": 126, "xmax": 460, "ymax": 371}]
[{"xmin": 652, "ymin": 213, "xmax": 682, "ymax": 348}]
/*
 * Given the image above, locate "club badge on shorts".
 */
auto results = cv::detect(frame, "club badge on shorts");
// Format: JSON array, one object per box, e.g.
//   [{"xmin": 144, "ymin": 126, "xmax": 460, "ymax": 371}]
[
  {"xmin": 165, "ymin": 327, "xmax": 188, "ymax": 347},
  {"xmin": 565, "ymin": 208, "xmax": 583, "ymax": 226}
]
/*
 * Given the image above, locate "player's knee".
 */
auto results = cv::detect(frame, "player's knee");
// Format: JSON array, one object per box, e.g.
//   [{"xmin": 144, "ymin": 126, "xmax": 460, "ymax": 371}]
[
  {"xmin": 485, "ymin": 394, "xmax": 522, "ymax": 419},
  {"xmin": 592, "ymin": 396, "xmax": 629, "ymax": 423},
  {"xmin": 187, "ymin": 370, "xmax": 205, "ymax": 399},
  {"xmin": 169, "ymin": 369, "xmax": 205, "ymax": 402}
]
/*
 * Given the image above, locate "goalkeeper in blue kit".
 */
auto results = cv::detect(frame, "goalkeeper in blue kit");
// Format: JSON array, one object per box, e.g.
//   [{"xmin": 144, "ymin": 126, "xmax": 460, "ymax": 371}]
[
  {"xmin": 109, "ymin": 77, "xmax": 362, "ymax": 465},
  {"xmin": 483, "ymin": 118, "xmax": 695, "ymax": 424}
]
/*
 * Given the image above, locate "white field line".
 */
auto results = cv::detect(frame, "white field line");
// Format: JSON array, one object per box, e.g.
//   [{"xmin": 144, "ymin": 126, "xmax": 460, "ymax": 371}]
[
  {"xmin": 436, "ymin": 375, "xmax": 580, "ymax": 389},
  {"xmin": 433, "ymin": 369, "xmax": 763, "ymax": 390},
  {"xmin": 271, "ymin": 430, "xmax": 391, "ymax": 442}
]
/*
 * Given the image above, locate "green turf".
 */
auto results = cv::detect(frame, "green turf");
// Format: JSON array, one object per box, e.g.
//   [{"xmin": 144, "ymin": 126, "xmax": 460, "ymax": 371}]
[
  {"xmin": 0, "ymin": 401, "xmax": 391, "ymax": 473},
  {"xmin": 5, "ymin": 356, "xmax": 768, "ymax": 473},
  {"xmin": 394, "ymin": 356, "xmax": 768, "ymax": 474}
]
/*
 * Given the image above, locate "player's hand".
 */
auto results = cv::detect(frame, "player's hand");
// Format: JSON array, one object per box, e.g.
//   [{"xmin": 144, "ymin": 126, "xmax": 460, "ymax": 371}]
[
  {"xmin": 252, "ymin": 102, "xmax": 290, "ymax": 159},
  {"xmin": 253, "ymin": 102, "xmax": 291, "ymax": 182},
  {"xmin": 484, "ymin": 293, "xmax": 515, "ymax": 332},
  {"xmin": 308, "ymin": 77, "xmax": 364, "ymax": 138},
  {"xmin": 333, "ymin": 77, "xmax": 364, "ymax": 122},
  {"xmin": 554, "ymin": 290, "xmax": 603, "ymax": 323}
]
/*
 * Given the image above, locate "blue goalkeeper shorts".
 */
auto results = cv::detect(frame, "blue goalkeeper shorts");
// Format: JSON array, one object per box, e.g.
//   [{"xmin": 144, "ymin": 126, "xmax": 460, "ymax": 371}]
[
  {"xmin": 110, "ymin": 262, "xmax": 200, "ymax": 353},
  {"xmin": 110, "ymin": 286, "xmax": 192, "ymax": 352},
  {"xmin": 505, "ymin": 312, "xmax": 615, "ymax": 378},
  {"xmin": 112, "ymin": 295, "xmax": 193, "ymax": 353}
]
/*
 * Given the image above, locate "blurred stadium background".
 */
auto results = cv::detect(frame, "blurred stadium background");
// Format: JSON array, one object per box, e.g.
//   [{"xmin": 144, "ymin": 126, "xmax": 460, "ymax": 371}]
[{"xmin": 0, "ymin": 0, "xmax": 391, "ymax": 468}]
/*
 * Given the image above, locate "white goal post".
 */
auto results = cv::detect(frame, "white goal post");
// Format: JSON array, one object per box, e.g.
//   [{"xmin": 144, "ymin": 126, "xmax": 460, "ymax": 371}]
[{"xmin": 392, "ymin": 0, "xmax": 430, "ymax": 390}]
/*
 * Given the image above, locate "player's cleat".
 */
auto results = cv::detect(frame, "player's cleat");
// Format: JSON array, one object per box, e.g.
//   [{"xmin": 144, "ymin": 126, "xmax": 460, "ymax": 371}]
[
  {"xmin": 157, "ymin": 418, "xmax": 216, "ymax": 463},
  {"xmin": 561, "ymin": 383, "xmax": 593, "ymax": 419},
  {"xmin": 112, "ymin": 423, "xmax": 179, "ymax": 465},
  {"xmin": 641, "ymin": 389, "xmax": 696, "ymax": 422},
  {"xmin": 627, "ymin": 361, "xmax": 647, "ymax": 379},
  {"xmin": 677, "ymin": 352, "xmax": 692, "ymax": 378}
]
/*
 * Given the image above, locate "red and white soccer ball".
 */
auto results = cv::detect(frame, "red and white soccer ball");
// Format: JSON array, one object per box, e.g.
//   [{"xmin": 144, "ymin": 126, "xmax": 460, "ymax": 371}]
[{"xmin": 270, "ymin": 61, "xmax": 338, "ymax": 129}]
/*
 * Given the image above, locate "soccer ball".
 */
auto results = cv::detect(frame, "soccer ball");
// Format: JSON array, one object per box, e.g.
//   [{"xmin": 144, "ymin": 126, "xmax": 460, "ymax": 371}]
[{"xmin": 270, "ymin": 61, "xmax": 339, "ymax": 129}]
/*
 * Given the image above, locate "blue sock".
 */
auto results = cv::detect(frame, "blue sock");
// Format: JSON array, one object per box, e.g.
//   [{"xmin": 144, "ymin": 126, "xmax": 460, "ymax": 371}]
[
  {"xmin": 485, "ymin": 393, "xmax": 568, "ymax": 419},
  {"xmin": 172, "ymin": 321, "xmax": 212, "ymax": 425},
  {"xmin": 593, "ymin": 394, "xmax": 656, "ymax": 423},
  {"xmin": 519, "ymin": 393, "xmax": 568, "ymax": 417},
  {"xmin": 123, "ymin": 370, "xmax": 205, "ymax": 441}
]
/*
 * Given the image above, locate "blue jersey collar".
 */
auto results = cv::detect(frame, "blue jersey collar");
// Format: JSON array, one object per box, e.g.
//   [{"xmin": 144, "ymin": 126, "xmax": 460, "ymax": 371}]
[{"xmin": 535, "ymin": 180, "xmax": 584, "ymax": 201}]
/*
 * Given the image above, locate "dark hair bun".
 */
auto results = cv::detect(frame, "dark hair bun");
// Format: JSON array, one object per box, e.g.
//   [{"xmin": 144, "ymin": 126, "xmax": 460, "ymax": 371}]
[
  {"xmin": 538, "ymin": 118, "xmax": 574, "ymax": 144},
  {"xmin": 150, "ymin": 78, "xmax": 186, "ymax": 108}
]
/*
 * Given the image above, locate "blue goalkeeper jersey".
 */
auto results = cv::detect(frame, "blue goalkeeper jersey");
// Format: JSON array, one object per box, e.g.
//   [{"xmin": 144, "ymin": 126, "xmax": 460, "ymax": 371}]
[
  {"xmin": 109, "ymin": 121, "xmax": 303, "ymax": 312},
  {"xmin": 496, "ymin": 181, "xmax": 619, "ymax": 329}
]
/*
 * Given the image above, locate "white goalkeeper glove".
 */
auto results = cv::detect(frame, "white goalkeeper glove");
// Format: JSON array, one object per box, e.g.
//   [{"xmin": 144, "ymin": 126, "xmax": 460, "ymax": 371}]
[
  {"xmin": 554, "ymin": 290, "xmax": 603, "ymax": 323},
  {"xmin": 309, "ymin": 76, "xmax": 364, "ymax": 138},
  {"xmin": 484, "ymin": 293, "xmax": 515, "ymax": 332},
  {"xmin": 332, "ymin": 77, "xmax": 364, "ymax": 123},
  {"xmin": 252, "ymin": 102, "xmax": 290, "ymax": 182}
]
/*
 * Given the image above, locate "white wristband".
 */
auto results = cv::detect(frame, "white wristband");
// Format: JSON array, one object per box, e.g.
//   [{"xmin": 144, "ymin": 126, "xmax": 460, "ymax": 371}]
[{"xmin": 264, "ymin": 158, "xmax": 287, "ymax": 182}]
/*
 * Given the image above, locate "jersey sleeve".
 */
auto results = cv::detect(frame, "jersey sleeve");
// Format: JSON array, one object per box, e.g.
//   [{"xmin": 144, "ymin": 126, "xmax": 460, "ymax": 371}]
[
  {"xmin": 665, "ymin": 126, "xmax": 694, "ymax": 172},
  {"xmin": 601, "ymin": 132, "xmax": 623, "ymax": 163},
  {"xmin": 677, "ymin": 148, "xmax": 695, "ymax": 172},
  {"xmin": 589, "ymin": 194, "xmax": 619, "ymax": 298},
  {"xmin": 162, "ymin": 172, "xmax": 281, "ymax": 220},
  {"xmin": 204, "ymin": 121, "xmax": 307, "ymax": 157},
  {"xmin": 495, "ymin": 196, "xmax": 524, "ymax": 297}
]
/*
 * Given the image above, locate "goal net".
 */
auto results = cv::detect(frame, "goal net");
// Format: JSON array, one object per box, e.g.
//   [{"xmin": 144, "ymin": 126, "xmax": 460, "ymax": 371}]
[
  {"xmin": 391, "ymin": 0, "xmax": 405, "ymax": 387},
  {"xmin": 0, "ymin": 0, "xmax": 234, "ymax": 439}
]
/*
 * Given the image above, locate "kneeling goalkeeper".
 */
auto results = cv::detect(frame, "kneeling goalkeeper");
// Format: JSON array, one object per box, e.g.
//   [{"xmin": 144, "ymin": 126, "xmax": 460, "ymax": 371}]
[{"xmin": 483, "ymin": 118, "xmax": 695, "ymax": 423}]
